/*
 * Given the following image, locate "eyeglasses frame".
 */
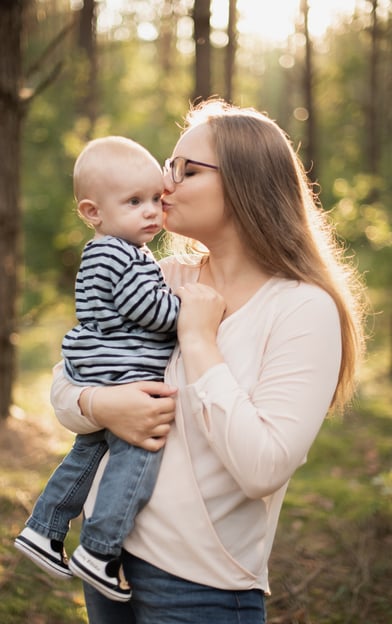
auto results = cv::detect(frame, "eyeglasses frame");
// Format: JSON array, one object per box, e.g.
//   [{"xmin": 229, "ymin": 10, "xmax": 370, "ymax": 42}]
[{"xmin": 164, "ymin": 157, "xmax": 219, "ymax": 184}]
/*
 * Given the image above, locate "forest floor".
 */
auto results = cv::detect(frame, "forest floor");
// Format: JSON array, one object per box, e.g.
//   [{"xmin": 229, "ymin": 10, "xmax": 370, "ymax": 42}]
[
  {"xmin": 1, "ymin": 377, "xmax": 391, "ymax": 624},
  {"xmin": 0, "ymin": 378, "xmax": 87, "ymax": 624},
  {"xmin": 1, "ymin": 299, "xmax": 391, "ymax": 623}
]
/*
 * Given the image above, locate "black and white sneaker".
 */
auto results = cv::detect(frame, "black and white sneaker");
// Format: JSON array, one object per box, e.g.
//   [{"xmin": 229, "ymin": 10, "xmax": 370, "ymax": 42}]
[
  {"xmin": 69, "ymin": 545, "xmax": 132, "ymax": 602},
  {"xmin": 14, "ymin": 527, "xmax": 72, "ymax": 579}
]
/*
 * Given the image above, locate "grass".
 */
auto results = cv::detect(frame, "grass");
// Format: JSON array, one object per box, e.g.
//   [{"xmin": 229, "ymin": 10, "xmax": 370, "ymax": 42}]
[
  {"xmin": 268, "ymin": 400, "xmax": 392, "ymax": 623},
  {"xmin": 0, "ymin": 294, "xmax": 391, "ymax": 623},
  {"xmin": 0, "ymin": 302, "xmax": 88, "ymax": 623},
  {"xmin": 0, "ymin": 374, "xmax": 88, "ymax": 623},
  {"xmin": 267, "ymin": 293, "xmax": 392, "ymax": 624}
]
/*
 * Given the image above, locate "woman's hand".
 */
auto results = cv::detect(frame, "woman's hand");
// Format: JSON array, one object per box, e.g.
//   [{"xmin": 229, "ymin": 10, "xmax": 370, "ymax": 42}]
[
  {"xmin": 79, "ymin": 381, "xmax": 177, "ymax": 452},
  {"xmin": 175, "ymin": 283, "xmax": 226, "ymax": 383}
]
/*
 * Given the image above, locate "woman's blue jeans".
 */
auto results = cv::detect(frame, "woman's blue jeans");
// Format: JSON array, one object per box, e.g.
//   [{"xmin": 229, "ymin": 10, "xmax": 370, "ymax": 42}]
[{"xmin": 84, "ymin": 551, "xmax": 266, "ymax": 624}]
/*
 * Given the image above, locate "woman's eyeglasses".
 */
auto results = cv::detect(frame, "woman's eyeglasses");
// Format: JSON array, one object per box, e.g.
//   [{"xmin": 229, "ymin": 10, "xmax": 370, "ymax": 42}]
[{"xmin": 164, "ymin": 156, "xmax": 219, "ymax": 184}]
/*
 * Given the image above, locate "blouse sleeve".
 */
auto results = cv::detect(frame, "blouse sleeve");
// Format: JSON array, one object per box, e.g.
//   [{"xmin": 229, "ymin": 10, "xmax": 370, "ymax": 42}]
[
  {"xmin": 184, "ymin": 287, "xmax": 342, "ymax": 499},
  {"xmin": 50, "ymin": 362, "xmax": 100, "ymax": 434}
]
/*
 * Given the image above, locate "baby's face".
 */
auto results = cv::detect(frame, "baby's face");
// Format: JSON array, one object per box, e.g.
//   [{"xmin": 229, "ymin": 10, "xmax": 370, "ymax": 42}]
[{"xmin": 95, "ymin": 154, "xmax": 164, "ymax": 246}]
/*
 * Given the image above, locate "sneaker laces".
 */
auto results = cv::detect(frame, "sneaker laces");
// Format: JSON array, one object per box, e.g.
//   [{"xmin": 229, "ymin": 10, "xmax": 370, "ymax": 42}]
[
  {"xmin": 106, "ymin": 559, "xmax": 131, "ymax": 591},
  {"xmin": 50, "ymin": 539, "xmax": 69, "ymax": 565}
]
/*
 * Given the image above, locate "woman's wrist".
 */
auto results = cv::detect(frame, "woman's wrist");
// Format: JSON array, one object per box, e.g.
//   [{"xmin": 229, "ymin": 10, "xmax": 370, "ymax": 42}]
[{"xmin": 180, "ymin": 337, "xmax": 223, "ymax": 383}]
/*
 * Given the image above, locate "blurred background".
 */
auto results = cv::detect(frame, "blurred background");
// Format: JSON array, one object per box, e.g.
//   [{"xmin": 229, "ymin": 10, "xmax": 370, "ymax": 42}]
[{"xmin": 0, "ymin": 1, "xmax": 391, "ymax": 622}]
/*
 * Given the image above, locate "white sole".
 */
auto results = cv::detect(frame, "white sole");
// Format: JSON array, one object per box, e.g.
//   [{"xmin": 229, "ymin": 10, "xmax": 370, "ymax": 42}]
[
  {"xmin": 69, "ymin": 555, "xmax": 131, "ymax": 602},
  {"xmin": 14, "ymin": 536, "xmax": 72, "ymax": 580}
]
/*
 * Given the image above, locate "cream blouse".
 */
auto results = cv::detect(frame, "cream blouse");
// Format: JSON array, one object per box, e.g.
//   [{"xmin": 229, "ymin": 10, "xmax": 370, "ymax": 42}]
[{"xmin": 51, "ymin": 256, "xmax": 342, "ymax": 593}]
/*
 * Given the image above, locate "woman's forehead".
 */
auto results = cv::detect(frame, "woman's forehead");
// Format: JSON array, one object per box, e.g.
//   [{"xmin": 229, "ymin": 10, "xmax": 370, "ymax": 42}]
[{"xmin": 174, "ymin": 123, "xmax": 214, "ymax": 156}]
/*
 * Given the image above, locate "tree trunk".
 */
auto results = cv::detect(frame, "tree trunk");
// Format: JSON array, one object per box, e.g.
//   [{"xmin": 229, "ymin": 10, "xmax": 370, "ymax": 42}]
[
  {"xmin": 158, "ymin": 0, "xmax": 177, "ymax": 75},
  {"xmin": 224, "ymin": 0, "xmax": 237, "ymax": 102},
  {"xmin": 301, "ymin": 0, "xmax": 317, "ymax": 182},
  {"xmin": 77, "ymin": 0, "xmax": 98, "ymax": 137},
  {"xmin": 193, "ymin": 0, "xmax": 211, "ymax": 101},
  {"xmin": 367, "ymin": 0, "xmax": 380, "ymax": 175},
  {"xmin": 0, "ymin": 0, "xmax": 25, "ymax": 419}
]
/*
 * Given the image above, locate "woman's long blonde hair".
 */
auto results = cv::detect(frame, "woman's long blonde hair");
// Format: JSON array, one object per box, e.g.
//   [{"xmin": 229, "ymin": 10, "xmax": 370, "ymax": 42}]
[{"xmin": 164, "ymin": 99, "xmax": 367, "ymax": 412}]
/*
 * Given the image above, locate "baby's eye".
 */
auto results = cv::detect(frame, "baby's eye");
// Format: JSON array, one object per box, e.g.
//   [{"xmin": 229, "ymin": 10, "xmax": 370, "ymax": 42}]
[
  {"xmin": 153, "ymin": 194, "xmax": 162, "ymax": 204},
  {"xmin": 128, "ymin": 197, "xmax": 140, "ymax": 206}
]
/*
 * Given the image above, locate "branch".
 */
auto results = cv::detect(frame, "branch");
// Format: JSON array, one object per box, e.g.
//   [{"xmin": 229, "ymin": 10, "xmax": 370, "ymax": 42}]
[
  {"xmin": 268, "ymin": 563, "xmax": 325, "ymax": 606},
  {"xmin": 20, "ymin": 61, "xmax": 64, "ymax": 112},
  {"xmin": 25, "ymin": 19, "xmax": 76, "ymax": 79}
]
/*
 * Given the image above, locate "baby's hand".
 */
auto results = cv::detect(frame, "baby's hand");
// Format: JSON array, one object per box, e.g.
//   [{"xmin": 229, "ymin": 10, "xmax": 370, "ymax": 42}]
[{"xmin": 175, "ymin": 283, "xmax": 226, "ymax": 344}]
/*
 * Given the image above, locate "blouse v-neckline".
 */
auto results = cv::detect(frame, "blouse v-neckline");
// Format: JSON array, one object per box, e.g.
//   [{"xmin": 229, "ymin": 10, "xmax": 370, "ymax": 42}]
[{"xmin": 194, "ymin": 263, "xmax": 276, "ymax": 325}]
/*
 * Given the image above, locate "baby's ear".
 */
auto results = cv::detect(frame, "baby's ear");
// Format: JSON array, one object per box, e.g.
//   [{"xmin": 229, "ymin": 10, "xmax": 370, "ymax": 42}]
[{"xmin": 77, "ymin": 199, "xmax": 101, "ymax": 227}]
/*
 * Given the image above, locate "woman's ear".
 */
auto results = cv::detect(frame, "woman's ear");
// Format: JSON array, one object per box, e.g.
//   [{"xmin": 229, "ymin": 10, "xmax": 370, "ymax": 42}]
[{"xmin": 77, "ymin": 199, "xmax": 101, "ymax": 227}]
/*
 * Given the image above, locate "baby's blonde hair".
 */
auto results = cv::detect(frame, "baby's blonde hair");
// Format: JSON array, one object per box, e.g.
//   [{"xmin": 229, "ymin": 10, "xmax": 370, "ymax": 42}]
[{"xmin": 73, "ymin": 136, "xmax": 158, "ymax": 203}]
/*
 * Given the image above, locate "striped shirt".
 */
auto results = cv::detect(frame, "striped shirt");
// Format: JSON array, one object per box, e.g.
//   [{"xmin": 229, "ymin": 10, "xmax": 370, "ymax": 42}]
[{"xmin": 62, "ymin": 236, "xmax": 180, "ymax": 385}]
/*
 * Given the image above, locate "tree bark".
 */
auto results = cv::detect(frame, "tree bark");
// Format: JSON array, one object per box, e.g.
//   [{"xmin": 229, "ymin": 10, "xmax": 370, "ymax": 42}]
[
  {"xmin": 77, "ymin": 0, "xmax": 98, "ymax": 137},
  {"xmin": 224, "ymin": 0, "xmax": 237, "ymax": 103},
  {"xmin": 158, "ymin": 0, "xmax": 176, "ymax": 75},
  {"xmin": 367, "ymin": 0, "xmax": 380, "ymax": 175},
  {"xmin": 301, "ymin": 0, "xmax": 317, "ymax": 181},
  {"xmin": 193, "ymin": 0, "xmax": 211, "ymax": 101},
  {"xmin": 0, "ymin": 0, "xmax": 25, "ymax": 419}
]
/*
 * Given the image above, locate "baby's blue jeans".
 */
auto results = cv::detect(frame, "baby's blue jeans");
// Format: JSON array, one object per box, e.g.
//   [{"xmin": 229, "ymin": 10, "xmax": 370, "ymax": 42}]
[{"xmin": 26, "ymin": 430, "xmax": 162, "ymax": 557}]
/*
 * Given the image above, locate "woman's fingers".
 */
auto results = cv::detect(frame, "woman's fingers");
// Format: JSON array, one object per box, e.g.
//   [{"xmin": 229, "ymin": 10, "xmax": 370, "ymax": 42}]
[
  {"xmin": 82, "ymin": 381, "xmax": 177, "ymax": 450},
  {"xmin": 143, "ymin": 436, "xmax": 168, "ymax": 452},
  {"xmin": 135, "ymin": 380, "xmax": 177, "ymax": 399}
]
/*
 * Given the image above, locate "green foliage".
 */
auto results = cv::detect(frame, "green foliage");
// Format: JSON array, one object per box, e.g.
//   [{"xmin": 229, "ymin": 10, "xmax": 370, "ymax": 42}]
[
  {"xmin": 266, "ymin": 323, "xmax": 392, "ymax": 622},
  {"xmin": 0, "ymin": 368, "xmax": 88, "ymax": 623},
  {"xmin": 11, "ymin": 3, "xmax": 391, "ymax": 620},
  {"xmin": 330, "ymin": 175, "xmax": 392, "ymax": 287},
  {"xmin": 20, "ymin": 0, "xmax": 392, "ymax": 322},
  {"xmin": 284, "ymin": 402, "xmax": 392, "ymax": 524},
  {"xmin": 21, "ymin": 3, "xmax": 195, "ymax": 316},
  {"xmin": 1, "ymin": 288, "xmax": 390, "ymax": 623}
]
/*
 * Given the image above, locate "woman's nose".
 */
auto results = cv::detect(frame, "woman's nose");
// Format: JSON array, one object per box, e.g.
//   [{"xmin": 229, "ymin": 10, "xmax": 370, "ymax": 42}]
[{"xmin": 162, "ymin": 169, "xmax": 175, "ymax": 194}]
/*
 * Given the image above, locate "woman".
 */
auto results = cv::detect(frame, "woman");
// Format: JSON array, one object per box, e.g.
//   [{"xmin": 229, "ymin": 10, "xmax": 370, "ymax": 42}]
[{"xmin": 51, "ymin": 99, "xmax": 366, "ymax": 623}]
